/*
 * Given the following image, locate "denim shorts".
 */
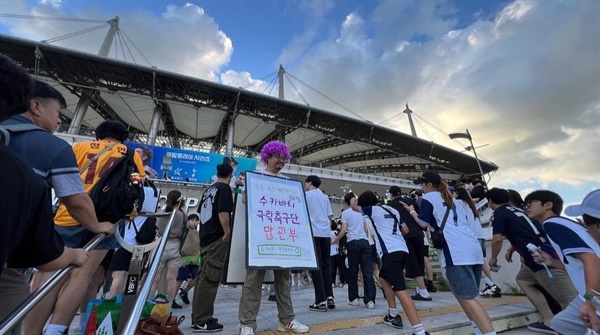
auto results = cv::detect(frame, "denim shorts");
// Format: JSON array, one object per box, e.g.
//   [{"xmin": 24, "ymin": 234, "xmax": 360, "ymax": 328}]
[
  {"xmin": 55, "ymin": 225, "xmax": 120, "ymax": 250},
  {"xmin": 445, "ymin": 264, "xmax": 483, "ymax": 299}
]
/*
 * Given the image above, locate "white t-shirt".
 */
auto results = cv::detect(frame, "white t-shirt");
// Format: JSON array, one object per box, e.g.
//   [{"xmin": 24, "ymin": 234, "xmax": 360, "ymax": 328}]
[
  {"xmin": 420, "ymin": 191, "xmax": 483, "ymax": 267},
  {"xmin": 305, "ymin": 188, "xmax": 333, "ymax": 238},
  {"xmin": 543, "ymin": 216, "xmax": 600, "ymax": 301},
  {"xmin": 363, "ymin": 205, "xmax": 408, "ymax": 256},
  {"xmin": 341, "ymin": 208, "xmax": 368, "ymax": 242},
  {"xmin": 330, "ymin": 230, "xmax": 339, "ymax": 256},
  {"xmin": 459, "ymin": 200, "xmax": 485, "ymax": 239}
]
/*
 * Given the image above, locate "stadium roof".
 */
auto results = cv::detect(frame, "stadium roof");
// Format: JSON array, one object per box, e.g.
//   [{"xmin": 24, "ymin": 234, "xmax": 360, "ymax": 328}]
[{"xmin": 0, "ymin": 34, "xmax": 498, "ymax": 181}]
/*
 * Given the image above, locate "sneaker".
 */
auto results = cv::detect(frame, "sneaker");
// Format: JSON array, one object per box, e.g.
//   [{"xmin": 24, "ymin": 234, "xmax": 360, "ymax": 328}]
[
  {"xmin": 479, "ymin": 284, "xmax": 502, "ymax": 298},
  {"xmin": 411, "ymin": 292, "xmax": 432, "ymax": 301},
  {"xmin": 308, "ymin": 301, "xmax": 328, "ymax": 312},
  {"xmin": 179, "ymin": 287, "xmax": 190, "ymax": 305},
  {"xmin": 348, "ymin": 299, "xmax": 359, "ymax": 306},
  {"xmin": 527, "ymin": 322, "xmax": 558, "ymax": 334},
  {"xmin": 366, "ymin": 301, "xmax": 375, "ymax": 309},
  {"xmin": 171, "ymin": 300, "xmax": 183, "ymax": 309},
  {"xmin": 413, "ymin": 332, "xmax": 430, "ymax": 335},
  {"xmin": 192, "ymin": 319, "xmax": 224, "ymax": 333},
  {"xmin": 277, "ymin": 319, "xmax": 309, "ymax": 333},
  {"xmin": 383, "ymin": 314, "xmax": 403, "ymax": 329},
  {"xmin": 237, "ymin": 324, "xmax": 254, "ymax": 335},
  {"xmin": 327, "ymin": 296, "xmax": 335, "ymax": 309},
  {"xmin": 268, "ymin": 294, "xmax": 276, "ymax": 302}
]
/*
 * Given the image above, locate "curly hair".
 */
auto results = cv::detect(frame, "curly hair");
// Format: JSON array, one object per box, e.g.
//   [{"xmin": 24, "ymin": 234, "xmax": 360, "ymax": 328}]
[{"xmin": 260, "ymin": 140, "xmax": 291, "ymax": 164}]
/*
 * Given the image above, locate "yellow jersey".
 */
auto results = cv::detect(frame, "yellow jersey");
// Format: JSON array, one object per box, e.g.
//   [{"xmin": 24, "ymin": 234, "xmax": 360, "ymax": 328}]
[{"xmin": 54, "ymin": 140, "xmax": 146, "ymax": 227}]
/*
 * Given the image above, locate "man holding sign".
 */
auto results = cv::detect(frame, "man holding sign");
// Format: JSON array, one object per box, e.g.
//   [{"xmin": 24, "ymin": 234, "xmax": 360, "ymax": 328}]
[{"xmin": 237, "ymin": 141, "xmax": 309, "ymax": 335}]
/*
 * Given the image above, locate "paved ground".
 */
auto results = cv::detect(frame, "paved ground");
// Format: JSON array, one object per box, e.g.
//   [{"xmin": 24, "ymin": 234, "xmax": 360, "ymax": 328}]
[
  {"xmin": 161, "ymin": 284, "xmax": 538, "ymax": 335},
  {"xmin": 69, "ymin": 282, "xmax": 543, "ymax": 334}
]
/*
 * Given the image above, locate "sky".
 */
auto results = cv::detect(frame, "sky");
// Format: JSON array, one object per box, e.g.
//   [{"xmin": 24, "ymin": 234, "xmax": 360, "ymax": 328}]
[{"xmin": 0, "ymin": 0, "xmax": 598, "ymax": 213}]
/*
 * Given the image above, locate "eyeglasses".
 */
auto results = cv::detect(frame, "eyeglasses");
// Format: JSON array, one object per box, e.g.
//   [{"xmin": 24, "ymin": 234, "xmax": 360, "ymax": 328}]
[{"xmin": 524, "ymin": 200, "xmax": 541, "ymax": 208}]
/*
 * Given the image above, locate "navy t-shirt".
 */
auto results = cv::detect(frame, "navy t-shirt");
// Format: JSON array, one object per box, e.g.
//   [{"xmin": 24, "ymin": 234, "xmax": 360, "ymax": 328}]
[
  {"xmin": 0, "ymin": 144, "xmax": 64, "ymax": 275},
  {"xmin": 491, "ymin": 204, "xmax": 559, "ymax": 272},
  {"xmin": 387, "ymin": 197, "xmax": 424, "ymax": 239}
]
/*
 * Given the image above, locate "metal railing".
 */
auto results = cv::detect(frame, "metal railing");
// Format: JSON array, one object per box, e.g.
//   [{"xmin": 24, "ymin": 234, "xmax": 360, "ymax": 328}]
[
  {"xmin": 0, "ymin": 234, "xmax": 106, "ymax": 334},
  {"xmin": 0, "ymin": 210, "xmax": 178, "ymax": 334},
  {"xmin": 121, "ymin": 209, "xmax": 178, "ymax": 334}
]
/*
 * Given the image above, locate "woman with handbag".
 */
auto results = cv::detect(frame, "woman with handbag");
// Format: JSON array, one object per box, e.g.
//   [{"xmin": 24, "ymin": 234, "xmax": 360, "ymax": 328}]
[
  {"xmin": 404, "ymin": 171, "xmax": 497, "ymax": 335},
  {"xmin": 149, "ymin": 190, "xmax": 186, "ymax": 309}
]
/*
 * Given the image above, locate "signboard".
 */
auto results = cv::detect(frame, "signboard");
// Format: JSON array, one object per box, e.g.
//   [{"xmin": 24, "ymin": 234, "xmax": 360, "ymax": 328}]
[
  {"xmin": 125, "ymin": 142, "xmax": 257, "ymax": 184},
  {"xmin": 245, "ymin": 171, "xmax": 318, "ymax": 269},
  {"xmin": 223, "ymin": 192, "xmax": 275, "ymax": 283}
]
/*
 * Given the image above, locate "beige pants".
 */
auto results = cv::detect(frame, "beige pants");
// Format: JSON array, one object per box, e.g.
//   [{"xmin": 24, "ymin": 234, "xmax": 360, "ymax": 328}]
[
  {"xmin": 0, "ymin": 267, "xmax": 29, "ymax": 335},
  {"xmin": 238, "ymin": 269, "xmax": 295, "ymax": 330}
]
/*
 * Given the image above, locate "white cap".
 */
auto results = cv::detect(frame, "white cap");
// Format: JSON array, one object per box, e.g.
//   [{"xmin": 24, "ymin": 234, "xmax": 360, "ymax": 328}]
[{"xmin": 564, "ymin": 189, "xmax": 600, "ymax": 219}]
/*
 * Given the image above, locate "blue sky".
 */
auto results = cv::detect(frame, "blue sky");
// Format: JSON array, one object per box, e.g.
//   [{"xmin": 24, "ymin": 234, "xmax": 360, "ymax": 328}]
[{"xmin": 0, "ymin": 0, "xmax": 598, "ymax": 210}]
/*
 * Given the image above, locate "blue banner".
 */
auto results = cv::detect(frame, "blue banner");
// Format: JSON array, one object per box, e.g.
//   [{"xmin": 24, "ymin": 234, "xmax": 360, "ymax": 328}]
[{"xmin": 126, "ymin": 142, "xmax": 257, "ymax": 185}]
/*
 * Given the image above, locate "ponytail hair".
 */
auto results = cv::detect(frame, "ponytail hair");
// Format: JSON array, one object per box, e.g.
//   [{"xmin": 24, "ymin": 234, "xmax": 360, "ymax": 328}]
[
  {"xmin": 165, "ymin": 190, "xmax": 183, "ymax": 212},
  {"xmin": 435, "ymin": 180, "xmax": 454, "ymax": 208}
]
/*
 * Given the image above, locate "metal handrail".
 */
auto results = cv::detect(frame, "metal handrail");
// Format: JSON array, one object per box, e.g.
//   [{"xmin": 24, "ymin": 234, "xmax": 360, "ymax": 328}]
[
  {"xmin": 0, "ymin": 234, "xmax": 106, "ymax": 334},
  {"xmin": 121, "ymin": 209, "xmax": 178, "ymax": 334}
]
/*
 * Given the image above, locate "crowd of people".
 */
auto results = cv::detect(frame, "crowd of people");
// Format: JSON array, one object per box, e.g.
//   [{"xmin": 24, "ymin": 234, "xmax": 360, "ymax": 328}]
[{"xmin": 1, "ymin": 52, "xmax": 599, "ymax": 335}]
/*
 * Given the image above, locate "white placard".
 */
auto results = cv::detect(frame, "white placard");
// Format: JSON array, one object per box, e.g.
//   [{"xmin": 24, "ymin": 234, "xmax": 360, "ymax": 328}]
[
  {"xmin": 223, "ymin": 190, "xmax": 275, "ymax": 283},
  {"xmin": 245, "ymin": 171, "xmax": 318, "ymax": 269}
]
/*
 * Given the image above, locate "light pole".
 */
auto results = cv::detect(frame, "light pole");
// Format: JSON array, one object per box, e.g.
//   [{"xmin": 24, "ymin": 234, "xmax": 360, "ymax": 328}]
[{"xmin": 449, "ymin": 129, "xmax": 486, "ymax": 183}]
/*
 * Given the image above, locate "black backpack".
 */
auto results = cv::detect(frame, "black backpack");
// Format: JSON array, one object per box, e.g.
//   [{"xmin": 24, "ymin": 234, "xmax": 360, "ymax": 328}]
[
  {"xmin": 88, "ymin": 146, "xmax": 145, "ymax": 223},
  {"xmin": 132, "ymin": 217, "xmax": 157, "ymax": 244}
]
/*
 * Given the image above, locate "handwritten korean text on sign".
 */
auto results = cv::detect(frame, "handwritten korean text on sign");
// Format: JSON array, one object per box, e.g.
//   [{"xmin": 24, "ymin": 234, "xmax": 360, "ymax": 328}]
[{"xmin": 246, "ymin": 172, "xmax": 317, "ymax": 269}]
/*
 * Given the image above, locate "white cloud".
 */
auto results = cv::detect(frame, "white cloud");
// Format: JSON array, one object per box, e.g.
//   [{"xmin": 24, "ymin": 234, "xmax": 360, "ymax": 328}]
[
  {"xmin": 275, "ymin": 0, "xmax": 599, "ymax": 189},
  {"xmin": 39, "ymin": 0, "xmax": 63, "ymax": 8},
  {"xmin": 1, "ymin": 2, "xmax": 233, "ymax": 80}
]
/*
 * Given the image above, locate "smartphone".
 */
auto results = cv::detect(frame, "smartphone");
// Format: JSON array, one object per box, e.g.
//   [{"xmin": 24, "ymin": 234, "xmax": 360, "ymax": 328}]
[{"xmin": 490, "ymin": 265, "xmax": 502, "ymax": 273}]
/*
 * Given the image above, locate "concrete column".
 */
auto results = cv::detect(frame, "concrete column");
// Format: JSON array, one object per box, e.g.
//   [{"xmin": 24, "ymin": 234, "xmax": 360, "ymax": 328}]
[
  {"xmin": 225, "ymin": 118, "xmax": 235, "ymax": 155},
  {"xmin": 147, "ymin": 106, "xmax": 163, "ymax": 146},
  {"xmin": 67, "ymin": 96, "xmax": 92, "ymax": 134}
]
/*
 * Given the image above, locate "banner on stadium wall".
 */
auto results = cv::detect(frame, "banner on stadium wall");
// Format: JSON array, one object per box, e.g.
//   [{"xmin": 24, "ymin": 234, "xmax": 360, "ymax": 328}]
[{"xmin": 125, "ymin": 142, "xmax": 257, "ymax": 184}]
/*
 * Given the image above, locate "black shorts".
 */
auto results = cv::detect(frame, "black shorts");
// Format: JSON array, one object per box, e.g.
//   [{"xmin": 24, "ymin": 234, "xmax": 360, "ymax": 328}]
[
  {"xmin": 423, "ymin": 245, "xmax": 430, "ymax": 258},
  {"xmin": 404, "ymin": 237, "xmax": 425, "ymax": 279},
  {"xmin": 108, "ymin": 248, "xmax": 133, "ymax": 272},
  {"xmin": 379, "ymin": 251, "xmax": 408, "ymax": 292}
]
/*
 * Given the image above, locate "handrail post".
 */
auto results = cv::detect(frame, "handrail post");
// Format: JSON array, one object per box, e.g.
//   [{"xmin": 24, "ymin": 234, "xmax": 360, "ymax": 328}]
[{"xmin": 121, "ymin": 210, "xmax": 178, "ymax": 334}]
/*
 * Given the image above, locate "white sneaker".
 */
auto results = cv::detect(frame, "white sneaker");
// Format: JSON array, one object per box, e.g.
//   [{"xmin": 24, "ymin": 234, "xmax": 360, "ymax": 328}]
[
  {"xmin": 348, "ymin": 299, "xmax": 359, "ymax": 306},
  {"xmin": 366, "ymin": 301, "xmax": 375, "ymax": 309},
  {"xmin": 278, "ymin": 319, "xmax": 309, "ymax": 333},
  {"xmin": 237, "ymin": 324, "xmax": 254, "ymax": 335}
]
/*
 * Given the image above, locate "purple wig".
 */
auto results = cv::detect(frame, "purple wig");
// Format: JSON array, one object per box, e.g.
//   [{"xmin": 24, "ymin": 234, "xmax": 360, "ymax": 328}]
[{"xmin": 260, "ymin": 140, "xmax": 291, "ymax": 164}]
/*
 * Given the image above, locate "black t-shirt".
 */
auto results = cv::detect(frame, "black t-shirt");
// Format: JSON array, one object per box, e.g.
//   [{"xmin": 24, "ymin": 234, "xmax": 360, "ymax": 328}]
[
  {"xmin": 0, "ymin": 144, "xmax": 64, "ymax": 275},
  {"xmin": 491, "ymin": 204, "xmax": 558, "ymax": 272},
  {"xmin": 387, "ymin": 197, "xmax": 424, "ymax": 240},
  {"xmin": 199, "ymin": 182, "xmax": 233, "ymax": 247}
]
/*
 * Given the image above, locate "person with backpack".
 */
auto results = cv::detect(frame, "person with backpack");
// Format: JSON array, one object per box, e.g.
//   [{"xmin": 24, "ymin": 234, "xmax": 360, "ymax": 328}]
[
  {"xmin": 0, "ymin": 54, "xmax": 89, "ymax": 335},
  {"xmin": 25, "ymin": 120, "xmax": 145, "ymax": 335}
]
